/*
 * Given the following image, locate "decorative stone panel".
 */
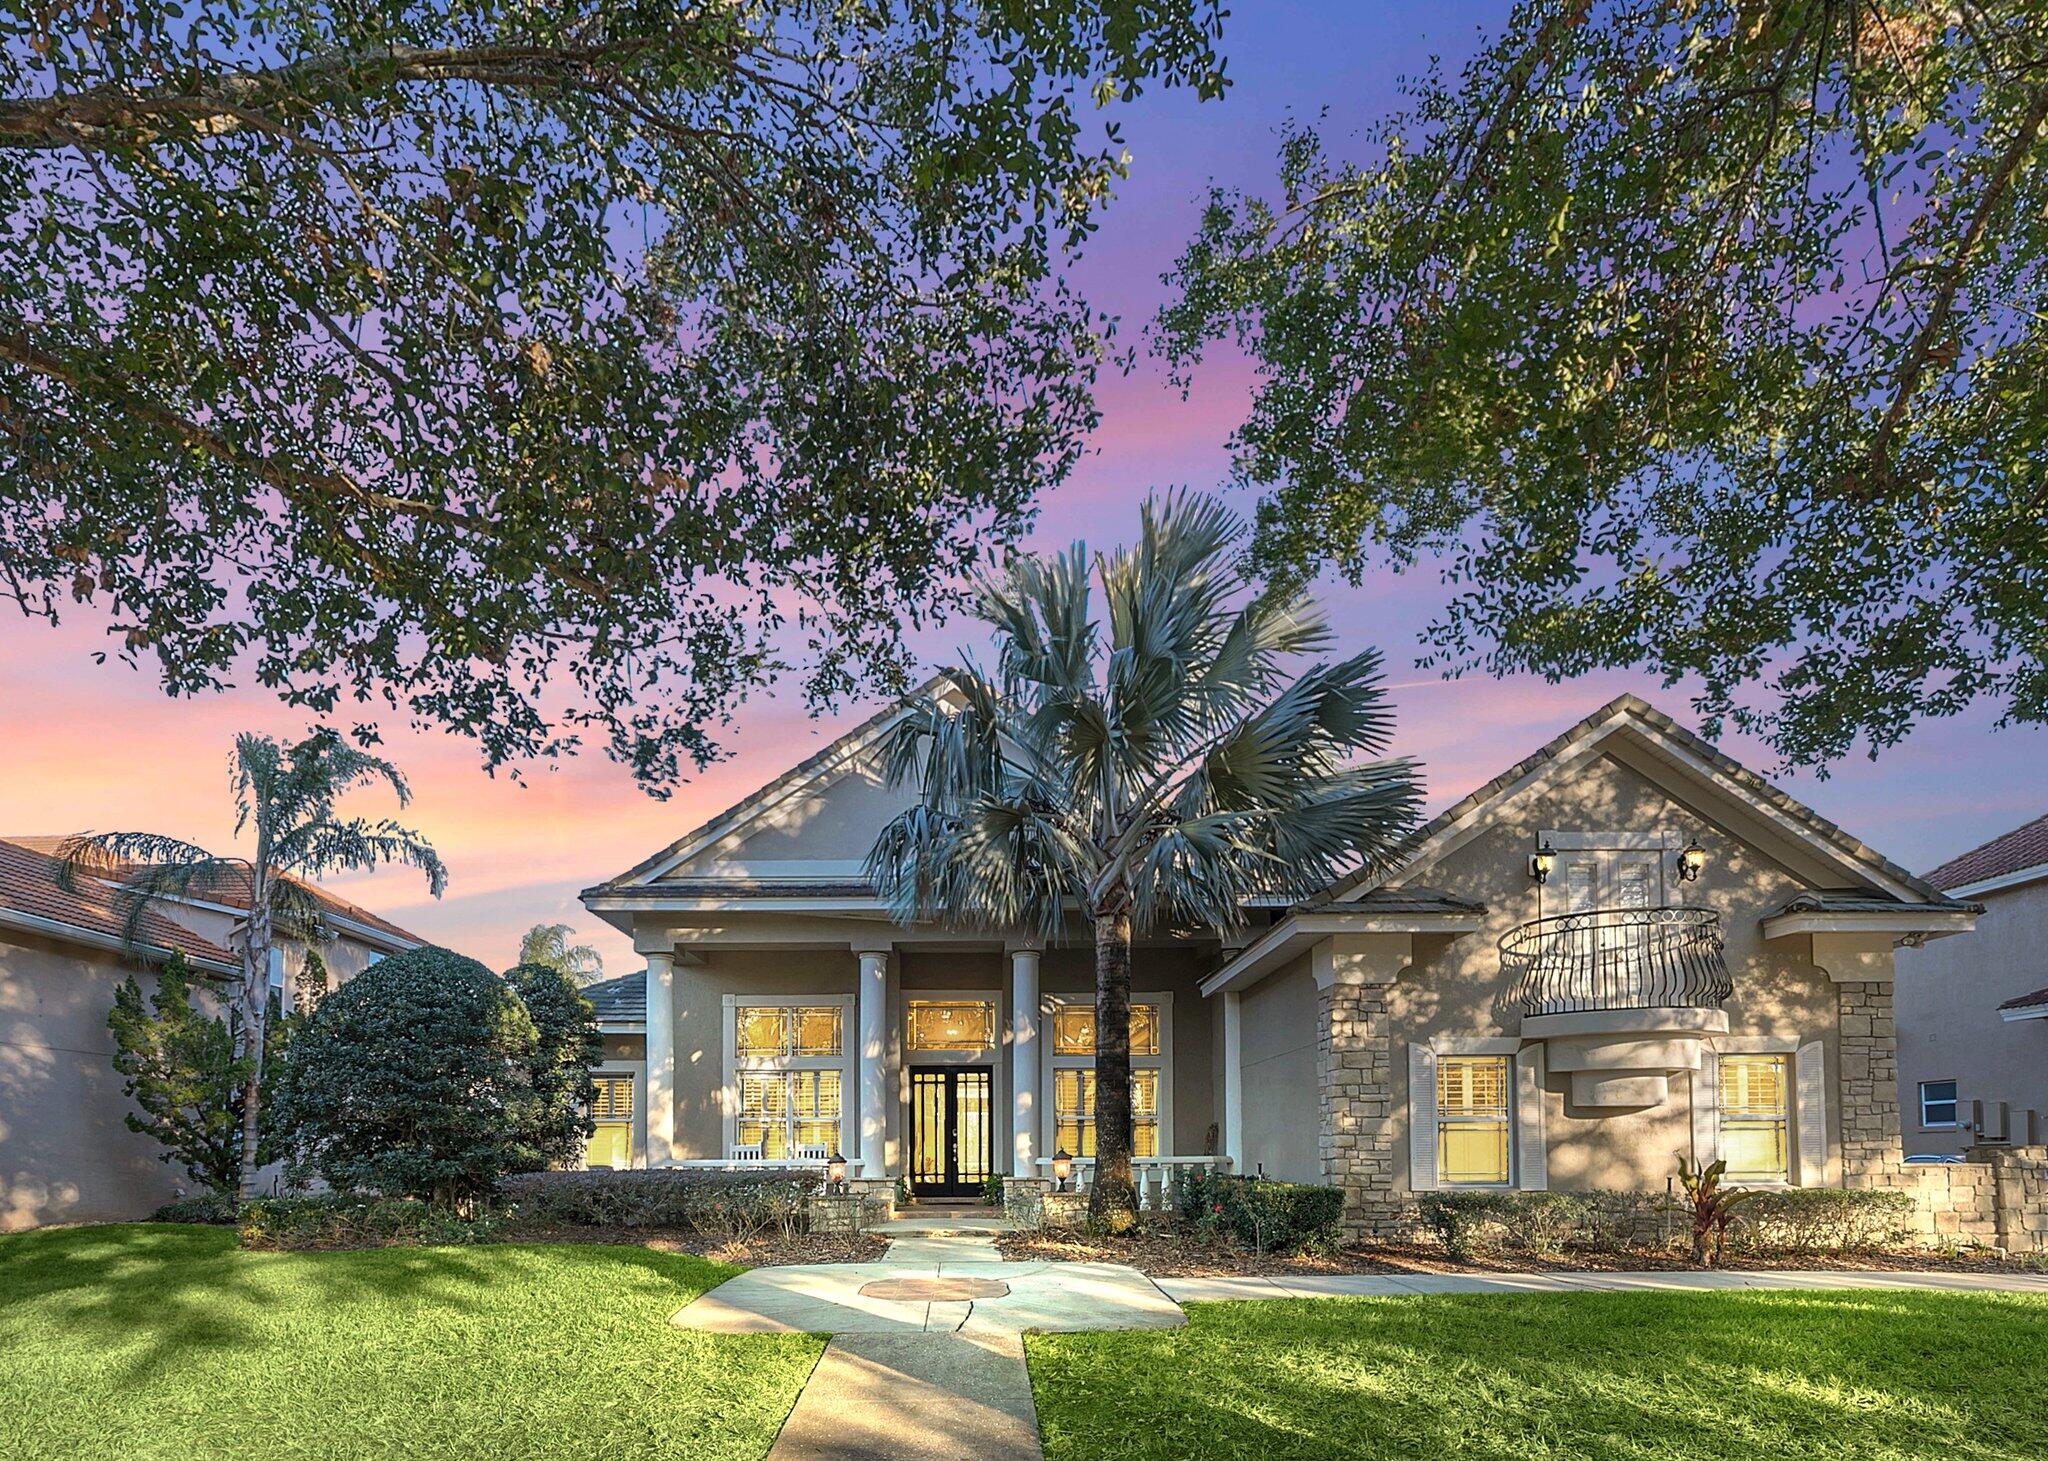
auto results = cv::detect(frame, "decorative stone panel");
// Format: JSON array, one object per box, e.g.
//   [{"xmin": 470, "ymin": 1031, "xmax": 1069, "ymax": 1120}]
[
  {"xmin": 1835, "ymin": 980, "xmax": 1901, "ymax": 1185},
  {"xmin": 808, "ymin": 1193, "xmax": 865, "ymax": 1234},
  {"xmin": 1318, "ymin": 982, "xmax": 1402, "ymax": 1237},
  {"xmin": 1041, "ymin": 1191, "xmax": 1089, "ymax": 1229},
  {"xmin": 1002, "ymin": 1177, "xmax": 1051, "ymax": 1228}
]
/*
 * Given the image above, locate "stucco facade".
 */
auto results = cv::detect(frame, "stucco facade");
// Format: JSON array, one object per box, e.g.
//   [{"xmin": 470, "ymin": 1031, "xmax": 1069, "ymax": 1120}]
[{"xmin": 583, "ymin": 692, "xmax": 1977, "ymax": 1231}]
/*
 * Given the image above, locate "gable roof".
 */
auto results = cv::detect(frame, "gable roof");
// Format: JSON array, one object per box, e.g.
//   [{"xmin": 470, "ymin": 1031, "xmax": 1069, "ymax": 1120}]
[
  {"xmin": 3, "ymin": 834, "xmax": 428, "ymax": 948},
  {"xmin": 1923, "ymin": 812, "xmax": 2048, "ymax": 894},
  {"xmin": 1309, "ymin": 695, "xmax": 1961, "ymax": 911},
  {"xmin": 0, "ymin": 837, "xmax": 237, "ymax": 970},
  {"xmin": 586, "ymin": 674, "xmax": 950, "ymax": 895}
]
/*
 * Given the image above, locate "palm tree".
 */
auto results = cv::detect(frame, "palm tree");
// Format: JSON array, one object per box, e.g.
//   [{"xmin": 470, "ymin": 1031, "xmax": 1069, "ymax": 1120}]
[
  {"xmin": 59, "ymin": 728, "xmax": 446, "ymax": 1199},
  {"xmin": 516, "ymin": 922, "xmax": 607, "ymax": 985},
  {"xmin": 866, "ymin": 493, "xmax": 1422, "ymax": 1220}
]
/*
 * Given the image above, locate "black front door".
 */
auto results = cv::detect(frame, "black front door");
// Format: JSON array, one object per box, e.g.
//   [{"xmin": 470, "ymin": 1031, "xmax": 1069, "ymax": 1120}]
[{"xmin": 908, "ymin": 1067, "xmax": 994, "ymax": 1198}]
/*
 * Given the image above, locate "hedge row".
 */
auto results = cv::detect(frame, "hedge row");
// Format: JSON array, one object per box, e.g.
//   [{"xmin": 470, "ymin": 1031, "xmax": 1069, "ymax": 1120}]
[
  {"xmin": 1417, "ymin": 1187, "xmax": 1916, "ymax": 1260},
  {"xmin": 498, "ymin": 1169, "xmax": 818, "ymax": 1241},
  {"xmin": 1174, "ymin": 1169, "xmax": 1344, "ymax": 1254}
]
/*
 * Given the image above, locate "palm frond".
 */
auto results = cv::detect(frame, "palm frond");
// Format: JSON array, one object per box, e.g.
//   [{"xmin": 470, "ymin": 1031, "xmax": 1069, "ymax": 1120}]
[{"xmin": 276, "ymin": 817, "xmax": 449, "ymax": 897}]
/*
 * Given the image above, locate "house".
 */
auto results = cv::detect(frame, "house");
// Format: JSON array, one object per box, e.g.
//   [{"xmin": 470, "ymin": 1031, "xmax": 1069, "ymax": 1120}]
[
  {"xmin": 577, "ymin": 691, "xmax": 1983, "ymax": 1232},
  {"xmin": 0, "ymin": 835, "xmax": 426, "ymax": 1228},
  {"xmin": 1896, "ymin": 814, "xmax": 2048, "ymax": 1155}
]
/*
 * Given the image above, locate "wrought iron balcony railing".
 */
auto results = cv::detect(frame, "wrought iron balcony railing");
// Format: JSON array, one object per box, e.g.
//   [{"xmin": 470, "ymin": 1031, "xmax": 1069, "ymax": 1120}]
[{"xmin": 1499, "ymin": 907, "xmax": 1731, "ymax": 1018}]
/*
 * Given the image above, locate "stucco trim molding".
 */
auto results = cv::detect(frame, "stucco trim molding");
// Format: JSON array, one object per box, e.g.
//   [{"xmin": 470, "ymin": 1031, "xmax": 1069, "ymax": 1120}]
[{"xmin": 1201, "ymin": 911, "xmax": 1484, "ymax": 996}]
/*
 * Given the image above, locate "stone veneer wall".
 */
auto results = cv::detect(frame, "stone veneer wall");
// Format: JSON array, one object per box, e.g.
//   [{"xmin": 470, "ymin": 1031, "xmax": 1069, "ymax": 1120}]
[
  {"xmin": 1835, "ymin": 981, "xmax": 1901, "ymax": 1182},
  {"xmin": 1317, "ymin": 982, "xmax": 1403, "ymax": 1238}
]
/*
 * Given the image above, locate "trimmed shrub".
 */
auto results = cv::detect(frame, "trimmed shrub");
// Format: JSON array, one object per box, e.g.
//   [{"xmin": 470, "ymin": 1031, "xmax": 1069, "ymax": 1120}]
[
  {"xmin": 503, "ymin": 962, "xmax": 603, "ymax": 1169},
  {"xmin": 150, "ymin": 1193, "xmax": 238, "ymax": 1225},
  {"xmin": 1175, "ymin": 1168, "xmax": 1343, "ymax": 1254},
  {"xmin": 1494, "ymin": 1191, "xmax": 1588, "ymax": 1255},
  {"xmin": 499, "ymin": 1169, "xmax": 815, "ymax": 1241},
  {"xmin": 238, "ymin": 1194, "xmax": 500, "ymax": 1250},
  {"xmin": 1733, "ymin": 1188, "xmax": 1915, "ymax": 1253},
  {"xmin": 1416, "ymin": 1191, "xmax": 1512, "ymax": 1259},
  {"xmin": 265, "ymin": 946, "xmax": 543, "ymax": 1203}
]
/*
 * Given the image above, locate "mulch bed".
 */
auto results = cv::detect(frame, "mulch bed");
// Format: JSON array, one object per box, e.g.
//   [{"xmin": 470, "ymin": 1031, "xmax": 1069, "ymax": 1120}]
[
  {"xmin": 500, "ymin": 1222, "xmax": 888, "ymax": 1267},
  {"xmin": 994, "ymin": 1225, "xmax": 2047, "ymax": 1278}
]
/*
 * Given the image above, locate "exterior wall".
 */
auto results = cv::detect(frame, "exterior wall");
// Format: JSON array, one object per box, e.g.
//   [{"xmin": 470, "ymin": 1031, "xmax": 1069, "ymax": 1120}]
[
  {"xmin": 149, "ymin": 898, "xmax": 393, "ymax": 992},
  {"xmin": 0, "ymin": 930, "xmax": 207, "ymax": 1228},
  {"xmin": 1895, "ymin": 878, "xmax": 2048, "ymax": 1155},
  {"xmin": 1237, "ymin": 963, "xmax": 1319, "ymax": 1182}
]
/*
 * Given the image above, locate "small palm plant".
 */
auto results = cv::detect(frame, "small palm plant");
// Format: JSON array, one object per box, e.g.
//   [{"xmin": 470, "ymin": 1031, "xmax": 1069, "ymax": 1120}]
[
  {"xmin": 516, "ymin": 922, "xmax": 607, "ymax": 985},
  {"xmin": 60, "ymin": 728, "xmax": 446, "ymax": 1198},
  {"xmin": 1676, "ymin": 1155, "xmax": 1756, "ymax": 1266},
  {"xmin": 867, "ymin": 492, "xmax": 1422, "ymax": 1220}
]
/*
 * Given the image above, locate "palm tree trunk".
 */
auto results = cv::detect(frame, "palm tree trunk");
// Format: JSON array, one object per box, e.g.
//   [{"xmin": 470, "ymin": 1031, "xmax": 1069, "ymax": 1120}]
[
  {"xmin": 1088, "ymin": 905, "xmax": 1139, "ymax": 1225},
  {"xmin": 236, "ymin": 902, "xmax": 270, "ymax": 1202}
]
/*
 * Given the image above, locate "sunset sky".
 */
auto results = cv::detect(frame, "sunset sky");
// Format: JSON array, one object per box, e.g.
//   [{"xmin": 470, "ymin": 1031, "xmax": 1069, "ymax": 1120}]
[{"xmin": 4, "ymin": 4, "xmax": 2043, "ymax": 975}]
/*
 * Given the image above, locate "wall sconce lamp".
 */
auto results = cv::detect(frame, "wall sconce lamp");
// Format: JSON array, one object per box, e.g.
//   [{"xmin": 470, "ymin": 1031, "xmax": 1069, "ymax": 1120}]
[
  {"xmin": 1051, "ymin": 1148, "xmax": 1074, "ymax": 1193},
  {"xmin": 826, "ymin": 1151, "xmax": 848, "ymax": 1194},
  {"xmin": 1529, "ymin": 838, "xmax": 1557, "ymax": 886},
  {"xmin": 1676, "ymin": 838, "xmax": 1708, "ymax": 883}
]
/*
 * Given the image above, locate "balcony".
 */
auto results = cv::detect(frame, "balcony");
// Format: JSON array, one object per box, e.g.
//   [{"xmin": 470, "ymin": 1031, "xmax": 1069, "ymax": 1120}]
[
  {"xmin": 1500, "ymin": 907, "xmax": 1732, "ymax": 1017},
  {"xmin": 1499, "ymin": 907, "xmax": 1732, "ymax": 1110}
]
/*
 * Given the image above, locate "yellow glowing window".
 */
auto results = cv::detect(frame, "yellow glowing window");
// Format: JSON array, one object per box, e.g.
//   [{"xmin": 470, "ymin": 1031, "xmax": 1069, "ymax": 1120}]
[
  {"xmin": 585, "ymin": 1075, "xmax": 636, "ymax": 1169},
  {"xmin": 1052, "ymin": 1067, "xmax": 1159, "ymax": 1159},
  {"xmin": 906, "ymin": 1000, "xmax": 996, "ymax": 1052},
  {"xmin": 1437, "ymin": 1055, "xmax": 1511, "ymax": 1186},
  {"xmin": 735, "ymin": 1005, "xmax": 843, "ymax": 1059},
  {"xmin": 591, "ymin": 1075, "xmax": 634, "ymax": 1121},
  {"xmin": 1719, "ymin": 1054, "xmax": 1789, "ymax": 1182},
  {"xmin": 735, "ymin": 1070, "xmax": 841, "ymax": 1158},
  {"xmin": 1051, "ymin": 1003, "xmax": 1160, "ymax": 1056}
]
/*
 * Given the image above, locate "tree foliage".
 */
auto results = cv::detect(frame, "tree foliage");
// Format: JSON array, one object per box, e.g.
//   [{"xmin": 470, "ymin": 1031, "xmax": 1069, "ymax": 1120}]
[
  {"xmin": 516, "ymin": 922, "xmax": 605, "ymax": 985},
  {"xmin": 0, "ymin": 1, "xmax": 1227, "ymax": 789},
  {"xmin": 61, "ymin": 727, "xmax": 445, "ymax": 1196},
  {"xmin": 866, "ymin": 491, "xmax": 1421, "ymax": 1217},
  {"xmin": 504, "ymin": 961, "xmax": 603, "ymax": 1170},
  {"xmin": 267, "ymin": 945, "xmax": 545, "ymax": 1203},
  {"xmin": 1161, "ymin": 1, "xmax": 2048, "ymax": 767},
  {"xmin": 106, "ymin": 952, "xmax": 251, "ymax": 1196}
]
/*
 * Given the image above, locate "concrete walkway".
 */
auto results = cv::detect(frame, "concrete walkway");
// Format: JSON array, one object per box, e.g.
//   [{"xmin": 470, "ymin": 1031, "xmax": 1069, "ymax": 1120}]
[
  {"xmin": 679, "ymin": 1213, "xmax": 1180, "ymax": 1461},
  {"xmin": 1158, "ymin": 1267, "xmax": 2048, "ymax": 1302}
]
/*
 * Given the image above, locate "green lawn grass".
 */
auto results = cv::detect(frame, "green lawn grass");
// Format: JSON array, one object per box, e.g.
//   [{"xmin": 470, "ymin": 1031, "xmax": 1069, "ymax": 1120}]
[
  {"xmin": 0, "ymin": 1224, "xmax": 821, "ymax": 1461},
  {"xmin": 1027, "ymin": 1290, "xmax": 2048, "ymax": 1460}
]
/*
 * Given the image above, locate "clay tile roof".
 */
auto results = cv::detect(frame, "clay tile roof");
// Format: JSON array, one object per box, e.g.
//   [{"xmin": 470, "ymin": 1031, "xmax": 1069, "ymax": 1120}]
[
  {"xmin": 1923, "ymin": 813, "xmax": 2048, "ymax": 892},
  {"xmin": 2, "ymin": 835, "xmax": 427, "ymax": 945},
  {"xmin": 0, "ymin": 837, "xmax": 236, "ymax": 967}
]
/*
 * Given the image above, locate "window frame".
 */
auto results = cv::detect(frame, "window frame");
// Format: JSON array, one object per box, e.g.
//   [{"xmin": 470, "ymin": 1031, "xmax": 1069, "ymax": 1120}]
[
  {"xmin": 1434, "ymin": 1051, "xmax": 1515, "ymax": 1188},
  {"xmin": 1918, "ymin": 1078, "xmax": 1960, "ymax": 1130},
  {"xmin": 1040, "ymin": 992, "xmax": 1174, "ymax": 1161},
  {"xmin": 1718, "ymin": 1052, "xmax": 1792, "ymax": 1184},
  {"xmin": 720, "ymin": 992, "xmax": 856, "ymax": 1160},
  {"xmin": 903, "ymin": 995, "xmax": 1000, "ymax": 1060},
  {"xmin": 584, "ymin": 1065, "xmax": 641, "ymax": 1170}
]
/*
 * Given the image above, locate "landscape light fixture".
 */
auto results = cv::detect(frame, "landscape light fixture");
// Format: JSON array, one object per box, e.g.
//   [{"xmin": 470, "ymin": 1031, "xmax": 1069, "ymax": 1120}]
[
  {"xmin": 1051, "ymin": 1148, "xmax": 1073, "ymax": 1193},
  {"xmin": 1530, "ymin": 838, "xmax": 1557, "ymax": 886},
  {"xmin": 826, "ymin": 1151, "xmax": 848, "ymax": 1193}
]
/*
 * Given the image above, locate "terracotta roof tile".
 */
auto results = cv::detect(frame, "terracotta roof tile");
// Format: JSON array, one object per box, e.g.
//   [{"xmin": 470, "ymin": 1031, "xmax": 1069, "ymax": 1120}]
[
  {"xmin": 0, "ymin": 837, "xmax": 236, "ymax": 967},
  {"xmin": 1923, "ymin": 813, "xmax": 2048, "ymax": 892}
]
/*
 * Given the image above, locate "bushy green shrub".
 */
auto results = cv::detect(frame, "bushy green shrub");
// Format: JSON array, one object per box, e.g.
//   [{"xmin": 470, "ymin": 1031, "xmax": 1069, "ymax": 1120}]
[
  {"xmin": 149, "ymin": 1193, "xmax": 238, "ymax": 1225},
  {"xmin": 1416, "ymin": 1191, "xmax": 1513, "ymax": 1259},
  {"xmin": 1733, "ymin": 1189, "xmax": 1915, "ymax": 1253},
  {"xmin": 1494, "ymin": 1191, "xmax": 1587, "ymax": 1254},
  {"xmin": 499, "ymin": 1169, "xmax": 815, "ymax": 1240},
  {"xmin": 503, "ymin": 962, "xmax": 603, "ymax": 1168},
  {"xmin": 978, "ymin": 1175, "xmax": 1006, "ymax": 1207},
  {"xmin": 1174, "ymin": 1169, "xmax": 1343, "ymax": 1254},
  {"xmin": 238, "ymin": 1194, "xmax": 500, "ymax": 1250},
  {"xmin": 265, "ymin": 946, "xmax": 545, "ymax": 1203}
]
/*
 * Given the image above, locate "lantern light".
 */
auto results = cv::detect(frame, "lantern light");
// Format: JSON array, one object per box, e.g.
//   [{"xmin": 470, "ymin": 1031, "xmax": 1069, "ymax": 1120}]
[
  {"xmin": 1677, "ymin": 838, "xmax": 1708, "ymax": 883},
  {"xmin": 1051, "ymin": 1147, "xmax": 1074, "ymax": 1192},
  {"xmin": 1529, "ymin": 838, "xmax": 1557, "ymax": 886},
  {"xmin": 826, "ymin": 1150, "xmax": 848, "ymax": 1193}
]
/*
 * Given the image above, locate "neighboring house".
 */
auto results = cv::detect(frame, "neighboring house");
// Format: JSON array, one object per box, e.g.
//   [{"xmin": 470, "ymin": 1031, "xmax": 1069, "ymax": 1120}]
[
  {"xmin": 1897, "ymin": 815, "xmax": 2048, "ymax": 1155},
  {"xmin": 0, "ymin": 835, "xmax": 426, "ymax": 1228},
  {"xmin": 578, "ymin": 691, "xmax": 1978, "ymax": 1231}
]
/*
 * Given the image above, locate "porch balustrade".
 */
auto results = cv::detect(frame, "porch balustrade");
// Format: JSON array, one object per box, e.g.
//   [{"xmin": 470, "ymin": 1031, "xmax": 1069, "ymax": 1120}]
[{"xmin": 1034, "ymin": 1154, "xmax": 1231, "ymax": 1211}]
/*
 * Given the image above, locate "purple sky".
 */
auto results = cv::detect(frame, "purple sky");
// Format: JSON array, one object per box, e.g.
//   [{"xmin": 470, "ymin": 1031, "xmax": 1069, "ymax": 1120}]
[{"xmin": 3, "ymin": 4, "xmax": 2041, "ymax": 973}]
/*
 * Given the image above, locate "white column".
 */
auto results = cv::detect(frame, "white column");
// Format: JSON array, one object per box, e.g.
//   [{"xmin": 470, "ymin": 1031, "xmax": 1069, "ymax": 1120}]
[
  {"xmin": 856, "ymin": 946, "xmax": 890, "ymax": 1176},
  {"xmin": 1010, "ymin": 945, "xmax": 1042, "ymax": 1177},
  {"xmin": 1221, "ymin": 989, "xmax": 1244, "ymax": 1171},
  {"xmin": 643, "ymin": 950, "xmax": 675, "ymax": 1167}
]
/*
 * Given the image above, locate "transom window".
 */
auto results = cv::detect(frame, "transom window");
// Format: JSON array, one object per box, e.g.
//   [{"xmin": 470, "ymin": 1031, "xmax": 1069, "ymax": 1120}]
[
  {"xmin": 1052, "ymin": 1002, "xmax": 1160, "ymax": 1056},
  {"xmin": 1919, "ymin": 1079, "xmax": 1960, "ymax": 1129},
  {"xmin": 1720, "ymin": 1054, "xmax": 1790, "ymax": 1182},
  {"xmin": 1437, "ymin": 1055, "xmax": 1512, "ymax": 1185},
  {"xmin": 906, "ymin": 999, "xmax": 996, "ymax": 1053},
  {"xmin": 735, "ymin": 1005, "xmax": 843, "ymax": 1059},
  {"xmin": 1053, "ymin": 1067, "xmax": 1160, "ymax": 1159}
]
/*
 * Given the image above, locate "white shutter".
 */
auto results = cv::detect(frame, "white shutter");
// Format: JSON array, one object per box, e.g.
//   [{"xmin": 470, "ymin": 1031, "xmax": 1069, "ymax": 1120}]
[
  {"xmin": 1796, "ymin": 1041, "xmax": 1828, "ymax": 1186},
  {"xmin": 1514, "ymin": 1045, "xmax": 1548, "ymax": 1191},
  {"xmin": 1408, "ymin": 1044, "xmax": 1439, "ymax": 1192},
  {"xmin": 1690, "ymin": 1049, "xmax": 1719, "ymax": 1168}
]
